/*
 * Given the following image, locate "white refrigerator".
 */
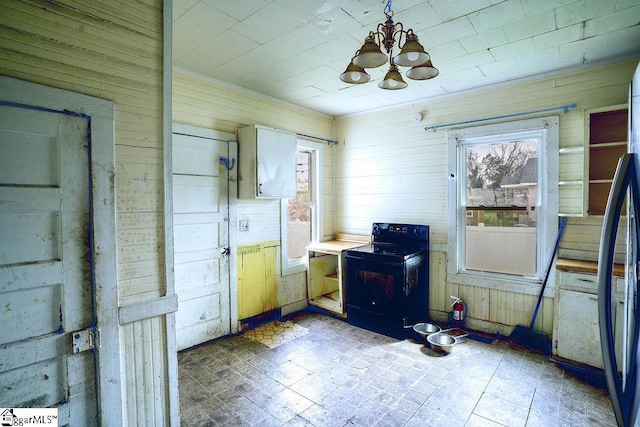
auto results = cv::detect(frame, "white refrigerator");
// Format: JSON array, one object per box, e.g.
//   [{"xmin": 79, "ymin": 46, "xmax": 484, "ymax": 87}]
[{"xmin": 598, "ymin": 61, "xmax": 640, "ymax": 426}]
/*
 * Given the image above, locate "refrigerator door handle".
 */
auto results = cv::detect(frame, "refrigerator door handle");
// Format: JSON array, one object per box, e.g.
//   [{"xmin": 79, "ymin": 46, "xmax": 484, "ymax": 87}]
[{"xmin": 598, "ymin": 153, "xmax": 640, "ymax": 426}]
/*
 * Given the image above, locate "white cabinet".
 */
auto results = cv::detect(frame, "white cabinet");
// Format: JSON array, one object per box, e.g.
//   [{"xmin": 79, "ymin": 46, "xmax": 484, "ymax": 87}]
[
  {"xmin": 307, "ymin": 239, "xmax": 368, "ymax": 317},
  {"xmin": 238, "ymin": 125, "xmax": 296, "ymax": 199},
  {"xmin": 553, "ymin": 266, "xmax": 625, "ymax": 369}
]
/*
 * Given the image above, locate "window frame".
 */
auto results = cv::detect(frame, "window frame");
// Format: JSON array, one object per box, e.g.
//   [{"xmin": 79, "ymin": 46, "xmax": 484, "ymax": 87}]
[
  {"xmin": 446, "ymin": 116, "xmax": 559, "ymax": 294},
  {"xmin": 280, "ymin": 138, "xmax": 324, "ymax": 276}
]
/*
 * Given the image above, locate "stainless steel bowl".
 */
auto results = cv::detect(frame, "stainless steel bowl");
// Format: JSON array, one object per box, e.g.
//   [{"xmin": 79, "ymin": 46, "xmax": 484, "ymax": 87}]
[
  {"xmin": 427, "ymin": 332, "xmax": 456, "ymax": 353},
  {"xmin": 413, "ymin": 323, "xmax": 440, "ymax": 339}
]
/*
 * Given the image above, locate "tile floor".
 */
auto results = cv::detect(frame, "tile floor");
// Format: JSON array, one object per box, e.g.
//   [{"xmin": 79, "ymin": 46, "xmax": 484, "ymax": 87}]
[{"xmin": 178, "ymin": 312, "xmax": 617, "ymax": 426}]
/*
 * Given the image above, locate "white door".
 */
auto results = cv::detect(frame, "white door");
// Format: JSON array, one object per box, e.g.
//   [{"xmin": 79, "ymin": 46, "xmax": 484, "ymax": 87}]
[
  {"xmin": 173, "ymin": 129, "xmax": 237, "ymax": 351},
  {"xmin": 0, "ymin": 105, "xmax": 97, "ymax": 424}
]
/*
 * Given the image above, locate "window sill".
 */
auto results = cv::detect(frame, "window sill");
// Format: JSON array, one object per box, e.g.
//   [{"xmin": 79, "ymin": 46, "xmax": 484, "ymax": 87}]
[
  {"xmin": 282, "ymin": 261, "xmax": 307, "ymax": 276},
  {"xmin": 448, "ymin": 270, "xmax": 554, "ymax": 298}
]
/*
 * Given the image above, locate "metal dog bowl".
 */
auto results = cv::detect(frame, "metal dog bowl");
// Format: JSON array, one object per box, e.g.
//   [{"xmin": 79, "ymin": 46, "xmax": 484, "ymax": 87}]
[
  {"xmin": 413, "ymin": 322, "xmax": 441, "ymax": 340},
  {"xmin": 427, "ymin": 332, "xmax": 457, "ymax": 354}
]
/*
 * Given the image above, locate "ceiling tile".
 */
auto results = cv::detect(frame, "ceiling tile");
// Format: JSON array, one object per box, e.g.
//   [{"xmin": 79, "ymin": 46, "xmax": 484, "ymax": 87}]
[
  {"xmin": 532, "ymin": 24, "xmax": 583, "ymax": 50},
  {"xmin": 516, "ymin": 48, "xmax": 561, "ymax": 73},
  {"xmin": 608, "ymin": 26, "xmax": 640, "ymax": 51},
  {"xmin": 230, "ymin": 12, "xmax": 287, "ymax": 44},
  {"xmin": 451, "ymin": 50, "xmax": 496, "ymax": 70},
  {"xmin": 312, "ymin": 77, "xmax": 347, "ymax": 93},
  {"xmin": 479, "ymin": 57, "xmax": 522, "ymax": 76},
  {"xmin": 558, "ymin": 33, "xmax": 608, "ymax": 60},
  {"xmin": 172, "ymin": 2, "xmax": 238, "ymax": 60},
  {"xmin": 459, "ymin": 28, "xmax": 508, "ymax": 53},
  {"xmin": 396, "ymin": 2, "xmax": 443, "ymax": 32},
  {"xmin": 316, "ymin": 34, "xmax": 364, "ymax": 66},
  {"xmin": 200, "ymin": 0, "xmax": 274, "ymax": 20},
  {"xmin": 490, "ymin": 38, "xmax": 536, "ymax": 61},
  {"xmin": 425, "ymin": 16, "xmax": 477, "ymax": 45},
  {"xmin": 428, "ymin": 41, "xmax": 469, "ymax": 63},
  {"xmin": 616, "ymin": 0, "xmax": 640, "ymax": 9},
  {"xmin": 173, "ymin": 0, "xmax": 199, "ymax": 21},
  {"xmin": 439, "ymin": 66, "xmax": 487, "ymax": 89},
  {"xmin": 555, "ymin": 0, "xmax": 616, "ymax": 28},
  {"xmin": 502, "ymin": 10, "xmax": 556, "ymax": 42},
  {"xmin": 298, "ymin": 0, "xmax": 343, "ymax": 15},
  {"xmin": 585, "ymin": 5, "xmax": 640, "ymax": 37},
  {"xmin": 428, "ymin": 0, "xmax": 493, "ymax": 21},
  {"xmin": 468, "ymin": 0, "xmax": 525, "ymax": 32},
  {"xmin": 174, "ymin": 30, "xmax": 259, "ymax": 71},
  {"xmin": 520, "ymin": 0, "xmax": 576, "ymax": 17}
]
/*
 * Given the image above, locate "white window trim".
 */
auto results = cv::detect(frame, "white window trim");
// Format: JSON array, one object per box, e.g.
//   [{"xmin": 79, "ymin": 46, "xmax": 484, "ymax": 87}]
[
  {"xmin": 446, "ymin": 116, "xmax": 559, "ymax": 296},
  {"xmin": 281, "ymin": 139, "xmax": 324, "ymax": 276}
]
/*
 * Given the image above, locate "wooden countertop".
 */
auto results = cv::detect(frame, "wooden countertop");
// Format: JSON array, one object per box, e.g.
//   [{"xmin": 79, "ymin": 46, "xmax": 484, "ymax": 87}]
[
  {"xmin": 556, "ymin": 258, "xmax": 625, "ymax": 277},
  {"xmin": 306, "ymin": 233, "xmax": 369, "ymax": 255}
]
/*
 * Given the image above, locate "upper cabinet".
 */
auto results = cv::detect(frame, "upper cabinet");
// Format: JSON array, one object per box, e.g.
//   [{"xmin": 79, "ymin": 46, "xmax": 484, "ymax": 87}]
[
  {"xmin": 238, "ymin": 125, "xmax": 296, "ymax": 199},
  {"xmin": 587, "ymin": 106, "xmax": 628, "ymax": 215}
]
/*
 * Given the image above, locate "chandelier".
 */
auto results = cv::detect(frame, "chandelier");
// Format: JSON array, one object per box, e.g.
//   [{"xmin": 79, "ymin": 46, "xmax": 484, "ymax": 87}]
[{"xmin": 340, "ymin": 0, "xmax": 438, "ymax": 90}]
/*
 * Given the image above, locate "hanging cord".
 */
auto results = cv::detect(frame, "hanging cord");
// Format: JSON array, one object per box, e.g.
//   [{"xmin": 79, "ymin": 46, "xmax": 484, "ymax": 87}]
[
  {"xmin": 424, "ymin": 103, "xmax": 577, "ymax": 132},
  {"xmin": 384, "ymin": 0, "xmax": 392, "ymax": 17}
]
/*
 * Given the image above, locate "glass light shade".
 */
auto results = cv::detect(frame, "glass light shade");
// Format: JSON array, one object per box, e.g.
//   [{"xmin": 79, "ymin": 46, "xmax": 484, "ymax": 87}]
[
  {"xmin": 340, "ymin": 61, "xmax": 370, "ymax": 84},
  {"xmin": 352, "ymin": 35, "xmax": 387, "ymax": 68},
  {"xmin": 378, "ymin": 64, "xmax": 407, "ymax": 90},
  {"xmin": 406, "ymin": 60, "xmax": 439, "ymax": 80},
  {"xmin": 393, "ymin": 33, "xmax": 430, "ymax": 66}
]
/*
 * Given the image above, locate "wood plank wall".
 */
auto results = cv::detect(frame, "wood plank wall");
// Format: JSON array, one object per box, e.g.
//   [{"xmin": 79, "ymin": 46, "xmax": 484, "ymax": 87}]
[
  {"xmin": 237, "ymin": 243, "xmax": 279, "ymax": 320},
  {"xmin": 0, "ymin": 1, "xmax": 171, "ymax": 424},
  {"xmin": 173, "ymin": 71, "xmax": 336, "ymax": 310},
  {"xmin": 336, "ymin": 58, "xmax": 640, "ymax": 335}
]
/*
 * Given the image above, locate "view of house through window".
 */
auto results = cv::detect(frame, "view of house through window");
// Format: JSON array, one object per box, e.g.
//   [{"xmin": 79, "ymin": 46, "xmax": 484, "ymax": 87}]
[
  {"xmin": 287, "ymin": 150, "xmax": 312, "ymax": 260},
  {"xmin": 463, "ymin": 137, "xmax": 539, "ymax": 277}
]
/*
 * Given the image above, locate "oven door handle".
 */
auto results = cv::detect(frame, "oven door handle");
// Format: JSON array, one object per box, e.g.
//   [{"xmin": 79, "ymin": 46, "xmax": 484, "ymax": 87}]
[{"xmin": 346, "ymin": 256, "xmax": 405, "ymax": 268}]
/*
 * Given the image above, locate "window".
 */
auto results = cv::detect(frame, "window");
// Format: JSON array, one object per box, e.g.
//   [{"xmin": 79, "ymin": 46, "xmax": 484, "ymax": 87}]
[
  {"xmin": 281, "ymin": 139, "xmax": 323, "ymax": 275},
  {"xmin": 447, "ymin": 117, "xmax": 559, "ymax": 290}
]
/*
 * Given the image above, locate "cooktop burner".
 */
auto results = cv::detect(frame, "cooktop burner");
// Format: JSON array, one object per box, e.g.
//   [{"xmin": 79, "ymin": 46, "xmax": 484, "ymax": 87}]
[{"xmin": 345, "ymin": 224, "xmax": 429, "ymax": 262}]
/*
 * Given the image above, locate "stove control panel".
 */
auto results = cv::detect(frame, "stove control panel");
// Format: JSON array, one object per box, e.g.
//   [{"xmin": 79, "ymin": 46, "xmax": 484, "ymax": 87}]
[{"xmin": 372, "ymin": 223, "xmax": 429, "ymax": 242}]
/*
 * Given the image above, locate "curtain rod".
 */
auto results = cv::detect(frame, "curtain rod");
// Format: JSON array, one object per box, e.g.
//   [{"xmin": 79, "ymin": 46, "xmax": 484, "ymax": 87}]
[
  {"xmin": 424, "ymin": 103, "xmax": 577, "ymax": 132},
  {"xmin": 296, "ymin": 132, "xmax": 339, "ymax": 145}
]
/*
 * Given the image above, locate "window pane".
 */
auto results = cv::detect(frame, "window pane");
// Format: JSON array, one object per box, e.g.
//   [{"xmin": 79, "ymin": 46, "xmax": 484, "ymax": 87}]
[
  {"xmin": 464, "ymin": 138, "xmax": 538, "ymax": 276},
  {"xmin": 296, "ymin": 151, "xmax": 311, "ymax": 202},
  {"xmin": 465, "ymin": 209, "xmax": 536, "ymax": 276},
  {"xmin": 287, "ymin": 205, "xmax": 311, "ymax": 259},
  {"xmin": 465, "ymin": 139, "xmax": 537, "ymax": 208},
  {"xmin": 287, "ymin": 150, "xmax": 312, "ymax": 260}
]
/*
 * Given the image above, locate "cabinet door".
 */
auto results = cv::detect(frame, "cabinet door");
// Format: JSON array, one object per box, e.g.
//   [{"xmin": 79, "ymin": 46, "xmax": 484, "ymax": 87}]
[
  {"xmin": 256, "ymin": 127, "xmax": 296, "ymax": 198},
  {"xmin": 555, "ymin": 288, "xmax": 624, "ymax": 369}
]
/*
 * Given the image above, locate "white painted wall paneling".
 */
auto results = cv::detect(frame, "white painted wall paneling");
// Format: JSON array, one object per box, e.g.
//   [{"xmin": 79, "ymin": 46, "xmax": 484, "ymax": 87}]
[
  {"xmin": 0, "ymin": 1, "xmax": 176, "ymax": 425},
  {"xmin": 173, "ymin": 70, "xmax": 336, "ymax": 309}
]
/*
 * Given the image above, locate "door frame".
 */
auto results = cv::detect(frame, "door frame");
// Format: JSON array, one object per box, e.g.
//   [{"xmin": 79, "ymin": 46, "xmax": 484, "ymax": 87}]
[{"xmin": 0, "ymin": 75, "xmax": 121, "ymax": 421}]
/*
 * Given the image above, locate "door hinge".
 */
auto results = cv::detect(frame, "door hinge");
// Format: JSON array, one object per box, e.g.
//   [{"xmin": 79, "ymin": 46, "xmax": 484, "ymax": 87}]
[{"xmin": 72, "ymin": 327, "xmax": 100, "ymax": 354}]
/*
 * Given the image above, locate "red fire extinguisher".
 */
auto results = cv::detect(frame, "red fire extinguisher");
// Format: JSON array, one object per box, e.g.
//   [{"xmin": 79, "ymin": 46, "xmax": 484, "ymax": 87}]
[{"xmin": 451, "ymin": 296, "xmax": 467, "ymax": 328}]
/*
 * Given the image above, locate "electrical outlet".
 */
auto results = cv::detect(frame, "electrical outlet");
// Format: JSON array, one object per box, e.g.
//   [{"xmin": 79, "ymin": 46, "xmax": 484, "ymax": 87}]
[{"xmin": 239, "ymin": 220, "xmax": 249, "ymax": 232}]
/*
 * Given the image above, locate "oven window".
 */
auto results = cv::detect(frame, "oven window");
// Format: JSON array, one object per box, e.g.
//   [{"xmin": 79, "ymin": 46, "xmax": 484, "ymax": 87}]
[{"xmin": 352, "ymin": 269, "xmax": 397, "ymax": 314}]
